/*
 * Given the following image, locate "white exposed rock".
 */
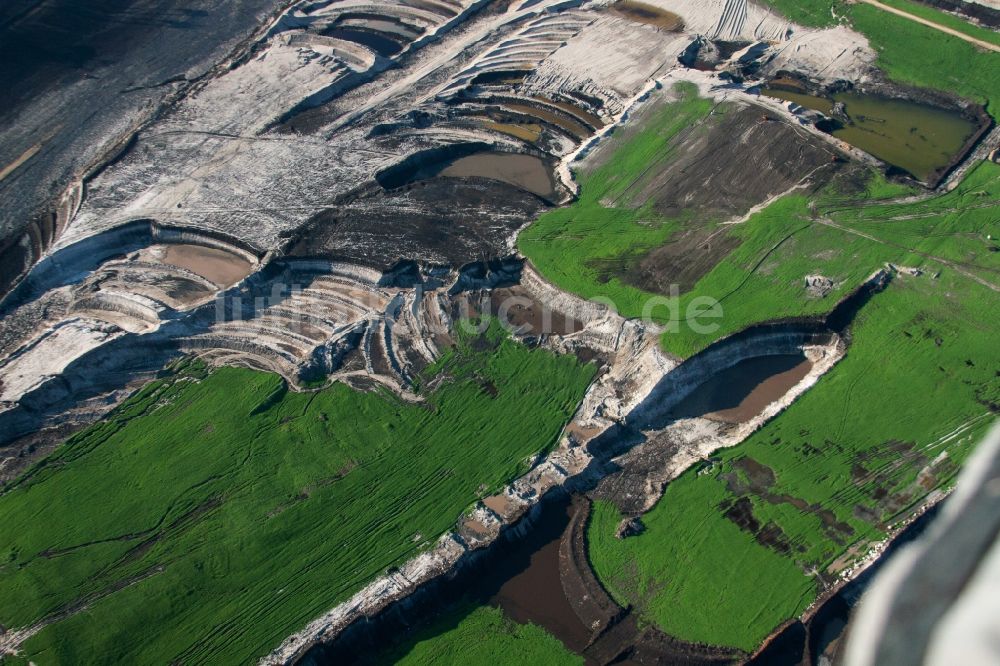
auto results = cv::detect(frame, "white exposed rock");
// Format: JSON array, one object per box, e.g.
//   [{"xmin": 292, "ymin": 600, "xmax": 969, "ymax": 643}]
[
  {"xmin": 0, "ymin": 319, "xmax": 124, "ymax": 405},
  {"xmin": 527, "ymin": 16, "xmax": 687, "ymax": 102},
  {"xmin": 805, "ymin": 274, "xmax": 835, "ymax": 298},
  {"xmin": 761, "ymin": 25, "xmax": 877, "ymax": 84},
  {"xmin": 167, "ymin": 36, "xmax": 353, "ymax": 135},
  {"xmin": 647, "ymin": 0, "xmax": 791, "ymax": 41}
]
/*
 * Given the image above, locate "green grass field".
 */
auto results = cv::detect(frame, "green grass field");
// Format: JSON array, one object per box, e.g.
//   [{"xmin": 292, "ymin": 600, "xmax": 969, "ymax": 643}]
[
  {"xmin": 585, "ymin": 162, "xmax": 1000, "ymax": 650},
  {"xmin": 661, "ymin": 161, "xmax": 1000, "ymax": 355},
  {"xmin": 521, "ymin": 74, "xmax": 1000, "ymax": 358},
  {"xmin": 517, "ymin": 82, "xmax": 714, "ymax": 322},
  {"xmin": 375, "ymin": 604, "xmax": 582, "ymax": 665},
  {"xmin": 518, "ymin": 61, "xmax": 1000, "ymax": 651},
  {"xmin": 876, "ymin": 0, "xmax": 1000, "ymax": 48},
  {"xmin": 0, "ymin": 324, "xmax": 595, "ymax": 664},
  {"xmin": 759, "ymin": 0, "xmax": 841, "ymax": 27}
]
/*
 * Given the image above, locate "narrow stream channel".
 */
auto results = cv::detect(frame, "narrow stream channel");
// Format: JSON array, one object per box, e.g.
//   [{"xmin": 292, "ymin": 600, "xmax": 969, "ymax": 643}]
[
  {"xmin": 303, "ymin": 495, "xmax": 584, "ymax": 665},
  {"xmin": 307, "ymin": 352, "xmax": 834, "ymax": 664}
]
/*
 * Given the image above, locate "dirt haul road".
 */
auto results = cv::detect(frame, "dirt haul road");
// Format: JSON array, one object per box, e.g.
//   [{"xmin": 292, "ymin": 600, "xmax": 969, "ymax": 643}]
[{"xmin": 856, "ymin": 0, "xmax": 1000, "ymax": 52}]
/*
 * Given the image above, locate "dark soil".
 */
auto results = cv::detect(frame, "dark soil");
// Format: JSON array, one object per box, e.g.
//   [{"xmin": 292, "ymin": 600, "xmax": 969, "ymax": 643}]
[
  {"xmin": 614, "ymin": 104, "xmax": 837, "ymax": 294},
  {"xmin": 601, "ymin": 224, "xmax": 742, "ymax": 295},
  {"xmin": 723, "ymin": 456, "xmax": 856, "ymax": 548},
  {"xmin": 288, "ymin": 177, "xmax": 547, "ymax": 269},
  {"xmin": 632, "ymin": 106, "xmax": 836, "ymax": 219}
]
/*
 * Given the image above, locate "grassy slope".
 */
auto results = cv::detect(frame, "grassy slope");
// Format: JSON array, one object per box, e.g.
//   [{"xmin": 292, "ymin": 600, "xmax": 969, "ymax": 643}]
[
  {"xmin": 377, "ymin": 605, "xmax": 582, "ymax": 666},
  {"xmin": 518, "ymin": 82, "xmax": 714, "ymax": 320},
  {"xmin": 586, "ymin": 164, "xmax": 1000, "ymax": 650},
  {"xmin": 0, "ymin": 326, "xmax": 595, "ymax": 664},
  {"xmin": 517, "ymin": 81, "xmax": 965, "ymax": 358},
  {"xmin": 661, "ymin": 162, "xmax": 1000, "ymax": 355},
  {"xmin": 759, "ymin": 0, "xmax": 840, "ymax": 27},
  {"xmin": 521, "ymin": 81, "xmax": 999, "ymax": 358},
  {"xmin": 762, "ymin": 0, "xmax": 1000, "ymax": 115},
  {"xmin": 761, "ymin": 0, "xmax": 1000, "ymax": 48},
  {"xmin": 525, "ymin": 1, "xmax": 1000, "ymax": 652},
  {"xmin": 877, "ymin": 0, "xmax": 1000, "ymax": 48}
]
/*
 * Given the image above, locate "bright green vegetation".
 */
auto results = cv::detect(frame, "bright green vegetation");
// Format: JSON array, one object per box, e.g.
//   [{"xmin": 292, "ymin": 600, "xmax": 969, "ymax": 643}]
[
  {"xmin": 525, "ymin": 51, "xmax": 1000, "ymax": 648},
  {"xmin": 764, "ymin": 0, "xmax": 1000, "ymax": 47},
  {"xmin": 759, "ymin": 0, "xmax": 840, "ymax": 27},
  {"xmin": 850, "ymin": 3, "xmax": 1000, "ymax": 116},
  {"xmin": 0, "ymin": 325, "xmax": 595, "ymax": 664},
  {"xmin": 519, "ymin": 82, "xmax": 985, "ymax": 357},
  {"xmin": 660, "ymin": 162, "xmax": 1000, "ymax": 355},
  {"xmin": 586, "ymin": 163, "xmax": 1000, "ymax": 651},
  {"xmin": 377, "ymin": 604, "xmax": 582, "ymax": 665},
  {"xmin": 762, "ymin": 0, "xmax": 1000, "ymax": 116},
  {"xmin": 861, "ymin": 167, "xmax": 920, "ymax": 200},
  {"xmin": 588, "ymin": 495, "xmax": 814, "ymax": 651},
  {"xmin": 518, "ymin": 82, "xmax": 714, "ymax": 319},
  {"xmin": 877, "ymin": 0, "xmax": 1000, "ymax": 48}
]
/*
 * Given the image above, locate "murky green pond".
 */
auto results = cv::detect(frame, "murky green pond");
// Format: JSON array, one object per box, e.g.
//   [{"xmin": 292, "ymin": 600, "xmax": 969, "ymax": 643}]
[
  {"xmin": 763, "ymin": 88, "xmax": 835, "ymax": 115},
  {"xmin": 762, "ymin": 88, "xmax": 980, "ymax": 182}
]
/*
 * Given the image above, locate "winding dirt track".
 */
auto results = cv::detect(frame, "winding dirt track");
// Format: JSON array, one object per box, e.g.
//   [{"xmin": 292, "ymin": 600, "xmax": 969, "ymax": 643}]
[
  {"xmin": 856, "ymin": 0, "xmax": 1000, "ymax": 53},
  {"xmin": 815, "ymin": 217, "xmax": 1000, "ymax": 293}
]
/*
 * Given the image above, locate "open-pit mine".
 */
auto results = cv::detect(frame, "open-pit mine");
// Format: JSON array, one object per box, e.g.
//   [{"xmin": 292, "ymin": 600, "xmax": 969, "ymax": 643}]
[{"xmin": 1, "ymin": 0, "xmax": 998, "ymax": 664}]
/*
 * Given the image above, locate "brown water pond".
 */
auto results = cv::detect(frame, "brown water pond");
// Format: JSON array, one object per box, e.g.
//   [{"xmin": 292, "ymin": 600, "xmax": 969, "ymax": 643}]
[
  {"xmin": 761, "ymin": 88, "xmax": 982, "ymax": 183},
  {"xmin": 312, "ymin": 495, "xmax": 591, "ymax": 664},
  {"xmin": 671, "ymin": 354, "xmax": 813, "ymax": 423},
  {"xmin": 152, "ymin": 244, "xmax": 254, "ymax": 287},
  {"xmin": 609, "ymin": 0, "xmax": 684, "ymax": 30},
  {"xmin": 489, "ymin": 499, "xmax": 593, "ymax": 654},
  {"xmin": 441, "ymin": 152, "xmax": 557, "ymax": 198}
]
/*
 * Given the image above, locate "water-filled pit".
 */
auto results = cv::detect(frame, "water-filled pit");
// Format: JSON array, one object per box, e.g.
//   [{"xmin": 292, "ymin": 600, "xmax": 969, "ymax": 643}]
[
  {"xmin": 148, "ymin": 243, "xmax": 254, "ymax": 288},
  {"xmin": 762, "ymin": 87, "xmax": 982, "ymax": 183},
  {"xmin": 440, "ymin": 152, "xmax": 557, "ymax": 198},
  {"xmin": 670, "ymin": 353, "xmax": 813, "ymax": 423}
]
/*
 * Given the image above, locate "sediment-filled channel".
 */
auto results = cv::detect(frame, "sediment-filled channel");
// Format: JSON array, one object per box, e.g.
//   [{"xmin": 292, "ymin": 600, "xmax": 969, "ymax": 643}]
[{"xmin": 302, "ymin": 350, "xmax": 836, "ymax": 665}]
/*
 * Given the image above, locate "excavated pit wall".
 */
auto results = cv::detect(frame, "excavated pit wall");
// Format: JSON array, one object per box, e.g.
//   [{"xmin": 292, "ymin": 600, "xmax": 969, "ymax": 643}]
[
  {"xmin": 263, "ymin": 281, "xmax": 862, "ymax": 664},
  {"xmin": 0, "ymin": 0, "xmax": 301, "ymax": 300},
  {"xmin": 0, "ymin": 257, "xmax": 539, "ymax": 459},
  {"xmin": 2, "ymin": 221, "xmax": 262, "ymax": 313},
  {"xmin": 0, "ymin": 180, "xmax": 84, "ymax": 303},
  {"xmin": 293, "ymin": 493, "xmax": 562, "ymax": 665},
  {"xmin": 625, "ymin": 324, "xmax": 836, "ymax": 432},
  {"xmin": 0, "ymin": 321, "xmax": 192, "ymax": 447}
]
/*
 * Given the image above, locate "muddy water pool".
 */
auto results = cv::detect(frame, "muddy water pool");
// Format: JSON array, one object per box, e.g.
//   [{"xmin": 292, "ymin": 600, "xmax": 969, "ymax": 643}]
[
  {"xmin": 671, "ymin": 354, "xmax": 813, "ymax": 423},
  {"xmin": 762, "ymin": 88, "xmax": 980, "ymax": 182},
  {"xmin": 151, "ymin": 244, "xmax": 254, "ymax": 287},
  {"xmin": 441, "ymin": 152, "xmax": 556, "ymax": 198}
]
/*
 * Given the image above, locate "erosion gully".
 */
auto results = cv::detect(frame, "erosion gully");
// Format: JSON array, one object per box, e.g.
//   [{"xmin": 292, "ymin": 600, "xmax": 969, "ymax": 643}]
[{"xmin": 299, "ymin": 354, "xmax": 821, "ymax": 666}]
